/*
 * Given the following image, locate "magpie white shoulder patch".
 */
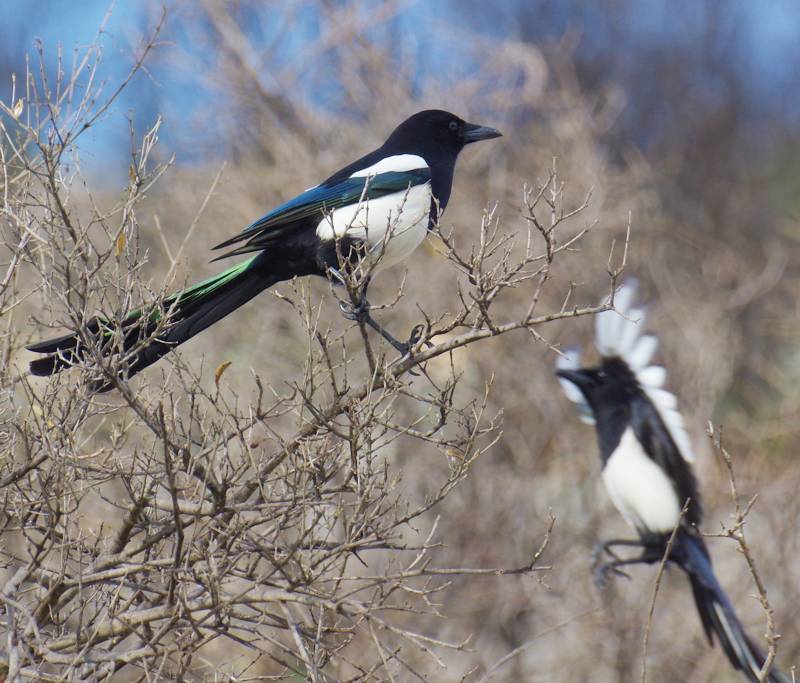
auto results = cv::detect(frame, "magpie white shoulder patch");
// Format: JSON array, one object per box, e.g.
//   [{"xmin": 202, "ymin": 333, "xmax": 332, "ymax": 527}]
[
  {"xmin": 315, "ymin": 182, "xmax": 432, "ymax": 272},
  {"xmin": 350, "ymin": 154, "xmax": 428, "ymax": 178}
]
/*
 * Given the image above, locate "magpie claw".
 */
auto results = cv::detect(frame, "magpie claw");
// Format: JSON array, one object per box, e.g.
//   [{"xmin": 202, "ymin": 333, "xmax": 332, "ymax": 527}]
[
  {"xmin": 336, "ymin": 287, "xmax": 430, "ymax": 368},
  {"xmin": 591, "ymin": 541, "xmax": 619, "ymax": 566},
  {"xmin": 339, "ymin": 298, "xmax": 369, "ymax": 323},
  {"xmin": 398, "ymin": 323, "xmax": 430, "ymax": 352},
  {"xmin": 408, "ymin": 323, "xmax": 425, "ymax": 348},
  {"xmin": 593, "ymin": 562, "xmax": 632, "ymax": 588},
  {"xmin": 591, "ymin": 541, "xmax": 627, "ymax": 588}
]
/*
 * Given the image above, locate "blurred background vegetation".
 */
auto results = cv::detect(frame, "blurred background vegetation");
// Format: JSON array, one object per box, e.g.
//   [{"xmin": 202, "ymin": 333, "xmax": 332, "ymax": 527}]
[{"xmin": 4, "ymin": 0, "xmax": 799, "ymax": 680}]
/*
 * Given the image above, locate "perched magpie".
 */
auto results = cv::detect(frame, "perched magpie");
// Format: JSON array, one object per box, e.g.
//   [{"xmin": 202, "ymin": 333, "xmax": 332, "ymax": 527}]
[
  {"xmin": 28, "ymin": 110, "xmax": 501, "ymax": 388},
  {"xmin": 556, "ymin": 281, "xmax": 789, "ymax": 683}
]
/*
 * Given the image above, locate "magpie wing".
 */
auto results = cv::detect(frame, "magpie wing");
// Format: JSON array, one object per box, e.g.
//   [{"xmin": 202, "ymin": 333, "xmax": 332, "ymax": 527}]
[
  {"xmin": 211, "ymin": 169, "xmax": 432, "ymax": 260},
  {"xmin": 631, "ymin": 398, "xmax": 703, "ymax": 526}
]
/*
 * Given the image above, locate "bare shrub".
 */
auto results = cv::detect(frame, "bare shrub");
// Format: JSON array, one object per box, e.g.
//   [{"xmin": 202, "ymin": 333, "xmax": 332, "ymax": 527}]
[
  {"xmin": 0, "ymin": 18, "xmax": 616, "ymax": 682},
  {"xmin": 2, "ymin": 4, "xmax": 797, "ymax": 682}
]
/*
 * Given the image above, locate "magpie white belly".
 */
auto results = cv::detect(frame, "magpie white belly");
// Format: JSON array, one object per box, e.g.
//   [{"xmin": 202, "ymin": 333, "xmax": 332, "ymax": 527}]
[
  {"xmin": 316, "ymin": 182, "xmax": 432, "ymax": 272},
  {"xmin": 601, "ymin": 428, "xmax": 683, "ymax": 535}
]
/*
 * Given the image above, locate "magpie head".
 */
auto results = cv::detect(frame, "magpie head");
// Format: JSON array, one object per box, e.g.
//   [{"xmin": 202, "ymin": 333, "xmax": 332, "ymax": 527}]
[
  {"xmin": 556, "ymin": 357, "xmax": 639, "ymax": 414},
  {"xmin": 385, "ymin": 110, "xmax": 502, "ymax": 159}
]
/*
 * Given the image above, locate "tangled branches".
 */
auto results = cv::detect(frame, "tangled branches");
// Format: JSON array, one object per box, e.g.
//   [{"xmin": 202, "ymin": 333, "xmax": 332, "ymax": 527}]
[{"xmin": 0, "ymin": 15, "xmax": 629, "ymax": 682}]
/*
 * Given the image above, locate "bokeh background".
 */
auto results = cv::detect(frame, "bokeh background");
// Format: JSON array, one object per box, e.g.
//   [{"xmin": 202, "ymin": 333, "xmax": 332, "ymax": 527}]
[{"xmin": 6, "ymin": 0, "xmax": 800, "ymax": 680}]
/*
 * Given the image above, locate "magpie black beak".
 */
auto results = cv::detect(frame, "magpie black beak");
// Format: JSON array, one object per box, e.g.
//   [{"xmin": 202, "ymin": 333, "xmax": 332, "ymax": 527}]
[
  {"xmin": 556, "ymin": 368, "xmax": 593, "ymax": 390},
  {"xmin": 462, "ymin": 122, "xmax": 502, "ymax": 144}
]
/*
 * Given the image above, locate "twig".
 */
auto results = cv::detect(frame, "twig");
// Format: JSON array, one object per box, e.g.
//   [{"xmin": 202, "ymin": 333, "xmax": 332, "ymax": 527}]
[{"xmin": 640, "ymin": 499, "xmax": 690, "ymax": 683}]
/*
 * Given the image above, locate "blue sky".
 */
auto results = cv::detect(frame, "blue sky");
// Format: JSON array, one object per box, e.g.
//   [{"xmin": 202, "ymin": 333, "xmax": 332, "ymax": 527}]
[{"xmin": 3, "ymin": 0, "xmax": 798, "ymax": 183}]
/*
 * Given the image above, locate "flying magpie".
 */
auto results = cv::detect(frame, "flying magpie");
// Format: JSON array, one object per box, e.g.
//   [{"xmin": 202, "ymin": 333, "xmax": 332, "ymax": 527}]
[
  {"xmin": 556, "ymin": 281, "xmax": 789, "ymax": 683},
  {"xmin": 28, "ymin": 110, "xmax": 501, "ymax": 389}
]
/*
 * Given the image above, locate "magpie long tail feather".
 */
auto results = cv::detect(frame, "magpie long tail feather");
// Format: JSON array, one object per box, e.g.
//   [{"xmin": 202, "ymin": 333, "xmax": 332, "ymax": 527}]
[
  {"xmin": 28, "ymin": 254, "xmax": 276, "ymax": 391},
  {"xmin": 677, "ymin": 534, "xmax": 789, "ymax": 683}
]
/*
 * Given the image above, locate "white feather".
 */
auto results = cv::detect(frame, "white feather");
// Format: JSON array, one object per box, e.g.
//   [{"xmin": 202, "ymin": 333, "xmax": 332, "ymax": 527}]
[
  {"xmin": 627, "ymin": 334, "xmax": 658, "ymax": 371},
  {"xmin": 646, "ymin": 387, "xmax": 677, "ymax": 410},
  {"xmin": 712, "ymin": 603, "xmax": 762, "ymax": 678},
  {"xmin": 636, "ymin": 365, "xmax": 666, "ymax": 388},
  {"xmin": 642, "ymin": 388, "xmax": 695, "ymax": 462},
  {"xmin": 349, "ymin": 154, "xmax": 428, "ymax": 178},
  {"xmin": 602, "ymin": 428, "xmax": 683, "ymax": 534},
  {"xmin": 594, "ymin": 307, "xmax": 618, "ymax": 356},
  {"xmin": 594, "ymin": 280, "xmax": 696, "ymax": 463},
  {"xmin": 615, "ymin": 307, "xmax": 646, "ymax": 356},
  {"xmin": 316, "ymin": 183, "xmax": 432, "ymax": 271},
  {"xmin": 595, "ymin": 284, "xmax": 644, "ymax": 356}
]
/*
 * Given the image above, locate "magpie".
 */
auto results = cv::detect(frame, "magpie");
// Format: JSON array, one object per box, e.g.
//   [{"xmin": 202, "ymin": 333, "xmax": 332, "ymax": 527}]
[
  {"xmin": 556, "ymin": 281, "xmax": 790, "ymax": 683},
  {"xmin": 27, "ymin": 110, "xmax": 501, "ymax": 389}
]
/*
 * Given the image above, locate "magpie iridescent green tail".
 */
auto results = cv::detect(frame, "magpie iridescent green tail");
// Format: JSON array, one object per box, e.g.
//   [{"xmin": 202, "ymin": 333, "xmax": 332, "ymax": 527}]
[{"xmin": 28, "ymin": 254, "xmax": 272, "ymax": 390}]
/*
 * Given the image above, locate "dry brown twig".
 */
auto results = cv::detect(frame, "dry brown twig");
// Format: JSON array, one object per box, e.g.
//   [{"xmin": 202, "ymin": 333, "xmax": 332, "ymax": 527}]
[
  {"xmin": 707, "ymin": 424, "xmax": 784, "ymax": 683},
  {"xmin": 640, "ymin": 499, "xmax": 690, "ymax": 683}
]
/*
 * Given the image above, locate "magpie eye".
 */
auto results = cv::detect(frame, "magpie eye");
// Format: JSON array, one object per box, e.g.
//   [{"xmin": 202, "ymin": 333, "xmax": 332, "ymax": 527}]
[{"xmin": 449, "ymin": 121, "xmax": 459, "ymax": 132}]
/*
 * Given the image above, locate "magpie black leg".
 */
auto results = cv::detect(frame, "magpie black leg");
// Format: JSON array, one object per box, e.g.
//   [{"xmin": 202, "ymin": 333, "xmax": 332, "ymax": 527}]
[
  {"xmin": 331, "ymin": 269, "xmax": 422, "ymax": 355},
  {"xmin": 594, "ymin": 556, "xmax": 650, "ymax": 587},
  {"xmin": 591, "ymin": 538, "xmax": 661, "ymax": 588},
  {"xmin": 591, "ymin": 538, "xmax": 646, "ymax": 564}
]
